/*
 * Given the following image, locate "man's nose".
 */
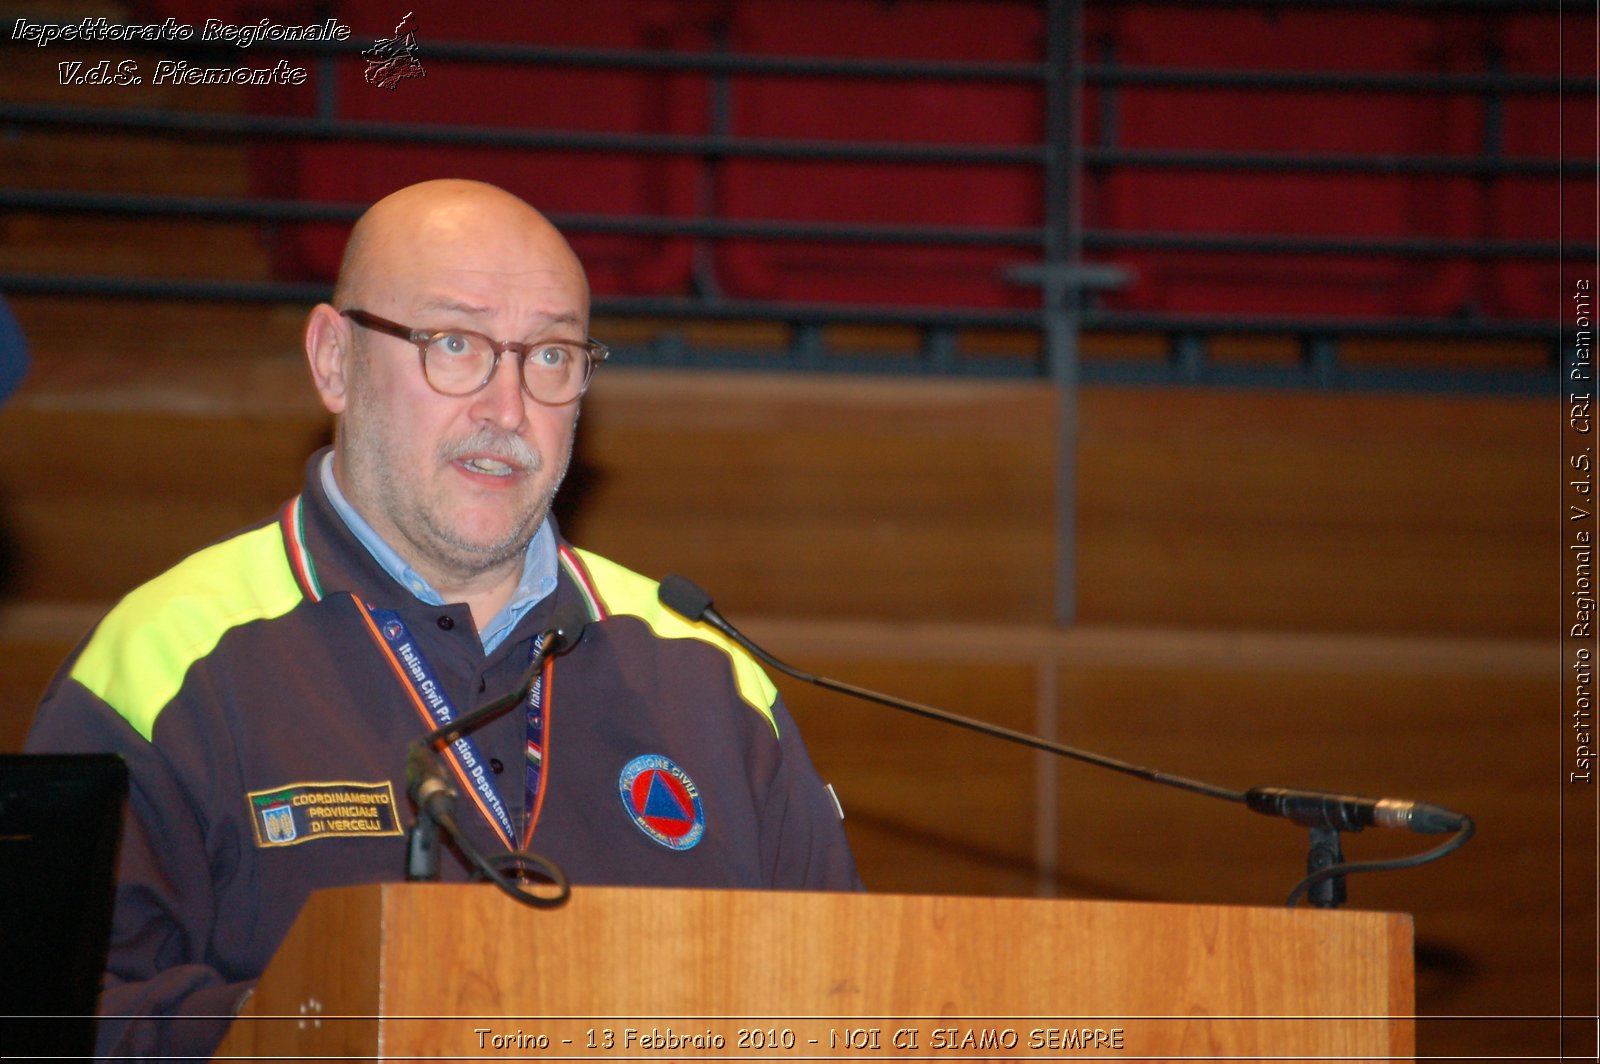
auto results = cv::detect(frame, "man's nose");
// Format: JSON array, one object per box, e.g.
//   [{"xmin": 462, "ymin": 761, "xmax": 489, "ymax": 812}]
[{"xmin": 468, "ymin": 352, "xmax": 528, "ymax": 431}]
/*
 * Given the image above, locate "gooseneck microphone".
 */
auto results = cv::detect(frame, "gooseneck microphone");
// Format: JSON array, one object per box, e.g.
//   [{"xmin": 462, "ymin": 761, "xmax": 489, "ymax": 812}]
[
  {"xmin": 659, "ymin": 575, "xmax": 1244, "ymax": 806},
  {"xmin": 404, "ymin": 604, "xmax": 588, "ymax": 907},
  {"xmin": 1243, "ymin": 786, "xmax": 1467, "ymax": 835},
  {"xmin": 657, "ymin": 574, "xmax": 1474, "ymax": 906},
  {"xmin": 416, "ymin": 606, "xmax": 588, "ymax": 749}
]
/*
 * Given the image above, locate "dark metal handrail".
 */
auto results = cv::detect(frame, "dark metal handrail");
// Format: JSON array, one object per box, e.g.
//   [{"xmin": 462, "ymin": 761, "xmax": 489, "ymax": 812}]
[
  {"xmin": 1087, "ymin": 65, "xmax": 1565, "ymax": 94},
  {"xmin": 0, "ymin": 271, "xmax": 1569, "ymax": 343},
  {"xmin": 0, "ymin": 190, "xmax": 1047, "ymax": 248},
  {"xmin": 0, "ymin": 0, "xmax": 1581, "ymax": 399},
  {"xmin": 0, "ymin": 103, "xmax": 1045, "ymax": 164},
  {"xmin": 1082, "ymin": 147, "xmax": 1571, "ymax": 178},
  {"xmin": 15, "ymin": 189, "xmax": 1588, "ymax": 260},
  {"xmin": 4, "ymin": 104, "xmax": 1581, "ymax": 176}
]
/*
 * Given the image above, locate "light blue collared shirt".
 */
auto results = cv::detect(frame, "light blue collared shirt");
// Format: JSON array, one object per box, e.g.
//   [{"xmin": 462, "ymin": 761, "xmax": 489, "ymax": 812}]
[{"xmin": 319, "ymin": 453, "xmax": 558, "ymax": 654}]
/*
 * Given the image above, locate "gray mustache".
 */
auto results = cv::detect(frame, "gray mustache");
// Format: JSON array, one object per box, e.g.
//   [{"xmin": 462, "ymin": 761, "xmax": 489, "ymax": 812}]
[{"xmin": 438, "ymin": 428, "xmax": 541, "ymax": 472}]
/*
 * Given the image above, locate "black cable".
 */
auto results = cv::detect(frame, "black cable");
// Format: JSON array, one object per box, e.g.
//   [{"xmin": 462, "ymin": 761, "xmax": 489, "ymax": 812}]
[
  {"xmin": 402, "ymin": 607, "xmax": 588, "ymax": 902},
  {"xmin": 445, "ymin": 816, "xmax": 571, "ymax": 910},
  {"xmin": 1285, "ymin": 816, "xmax": 1476, "ymax": 908}
]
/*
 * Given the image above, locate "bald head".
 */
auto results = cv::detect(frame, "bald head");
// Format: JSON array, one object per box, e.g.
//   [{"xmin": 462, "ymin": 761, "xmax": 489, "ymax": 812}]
[
  {"xmin": 331, "ymin": 179, "xmax": 588, "ymax": 315},
  {"xmin": 303, "ymin": 179, "xmax": 591, "ymax": 614}
]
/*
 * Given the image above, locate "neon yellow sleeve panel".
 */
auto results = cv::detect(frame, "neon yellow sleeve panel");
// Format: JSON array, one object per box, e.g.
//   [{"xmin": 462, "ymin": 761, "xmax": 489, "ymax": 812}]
[
  {"xmin": 571, "ymin": 548, "xmax": 779, "ymax": 737},
  {"xmin": 70, "ymin": 523, "xmax": 305, "ymax": 742}
]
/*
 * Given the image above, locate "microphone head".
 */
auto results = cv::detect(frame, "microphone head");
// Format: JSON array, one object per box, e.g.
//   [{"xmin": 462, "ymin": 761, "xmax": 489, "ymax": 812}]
[
  {"xmin": 546, "ymin": 604, "xmax": 589, "ymax": 654},
  {"xmin": 658, "ymin": 573, "xmax": 714, "ymax": 623}
]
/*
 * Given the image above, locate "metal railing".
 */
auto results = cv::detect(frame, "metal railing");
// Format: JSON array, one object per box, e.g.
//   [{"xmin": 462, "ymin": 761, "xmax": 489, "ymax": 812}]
[
  {"xmin": 0, "ymin": 0, "xmax": 1589, "ymax": 393},
  {"xmin": 1, "ymin": 0, "xmax": 1589, "ymax": 620}
]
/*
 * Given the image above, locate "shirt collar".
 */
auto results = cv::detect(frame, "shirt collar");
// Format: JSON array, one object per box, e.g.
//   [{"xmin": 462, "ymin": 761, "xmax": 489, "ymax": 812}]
[{"xmin": 318, "ymin": 452, "xmax": 559, "ymax": 653}]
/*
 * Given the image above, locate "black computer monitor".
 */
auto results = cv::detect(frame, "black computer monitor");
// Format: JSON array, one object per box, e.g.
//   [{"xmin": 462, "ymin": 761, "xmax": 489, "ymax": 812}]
[{"xmin": 0, "ymin": 753, "xmax": 127, "ymax": 1062}]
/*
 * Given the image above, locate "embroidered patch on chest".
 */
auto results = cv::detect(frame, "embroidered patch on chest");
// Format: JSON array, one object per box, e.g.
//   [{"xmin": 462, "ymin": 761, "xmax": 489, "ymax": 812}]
[
  {"xmin": 246, "ymin": 781, "xmax": 404, "ymax": 848},
  {"xmin": 617, "ymin": 754, "xmax": 706, "ymax": 851}
]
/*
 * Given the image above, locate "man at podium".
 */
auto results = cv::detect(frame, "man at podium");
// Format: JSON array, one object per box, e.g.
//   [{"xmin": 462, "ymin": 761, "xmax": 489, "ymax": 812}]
[{"xmin": 26, "ymin": 179, "xmax": 861, "ymax": 1059}]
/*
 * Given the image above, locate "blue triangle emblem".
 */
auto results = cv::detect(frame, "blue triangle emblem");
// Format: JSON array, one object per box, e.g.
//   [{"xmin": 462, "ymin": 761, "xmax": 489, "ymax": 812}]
[{"xmin": 641, "ymin": 772, "xmax": 690, "ymax": 821}]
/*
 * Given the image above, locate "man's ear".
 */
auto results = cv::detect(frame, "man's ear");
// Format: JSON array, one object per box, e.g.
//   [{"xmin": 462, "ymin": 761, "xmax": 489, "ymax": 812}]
[{"xmin": 305, "ymin": 303, "xmax": 351, "ymax": 414}]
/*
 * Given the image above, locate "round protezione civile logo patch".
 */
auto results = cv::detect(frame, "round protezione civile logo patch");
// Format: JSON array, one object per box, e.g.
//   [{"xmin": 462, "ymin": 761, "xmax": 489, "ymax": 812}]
[{"xmin": 618, "ymin": 754, "xmax": 706, "ymax": 851}]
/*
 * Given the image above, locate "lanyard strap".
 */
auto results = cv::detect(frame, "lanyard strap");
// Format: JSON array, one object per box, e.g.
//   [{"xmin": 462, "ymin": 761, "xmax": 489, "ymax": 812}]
[
  {"xmin": 522, "ymin": 653, "xmax": 551, "ymax": 850},
  {"xmin": 354, "ymin": 601, "xmax": 550, "ymax": 850}
]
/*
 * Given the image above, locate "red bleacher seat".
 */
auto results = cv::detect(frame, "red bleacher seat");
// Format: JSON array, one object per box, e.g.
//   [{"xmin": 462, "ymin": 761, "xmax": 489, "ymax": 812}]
[
  {"xmin": 713, "ymin": 0, "xmax": 1045, "ymax": 309},
  {"xmin": 132, "ymin": 0, "xmax": 1578, "ymax": 320}
]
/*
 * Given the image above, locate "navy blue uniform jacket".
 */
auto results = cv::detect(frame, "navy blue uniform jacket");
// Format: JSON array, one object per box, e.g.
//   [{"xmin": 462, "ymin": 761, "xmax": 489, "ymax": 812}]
[{"xmin": 27, "ymin": 454, "xmax": 861, "ymax": 1059}]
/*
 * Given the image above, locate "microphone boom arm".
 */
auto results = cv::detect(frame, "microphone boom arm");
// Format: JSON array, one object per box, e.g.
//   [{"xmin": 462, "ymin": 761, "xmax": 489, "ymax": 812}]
[
  {"xmin": 725, "ymin": 610, "xmax": 1246, "ymax": 807},
  {"xmin": 658, "ymin": 574, "xmax": 1475, "ymax": 909},
  {"xmin": 402, "ymin": 607, "xmax": 588, "ymax": 908}
]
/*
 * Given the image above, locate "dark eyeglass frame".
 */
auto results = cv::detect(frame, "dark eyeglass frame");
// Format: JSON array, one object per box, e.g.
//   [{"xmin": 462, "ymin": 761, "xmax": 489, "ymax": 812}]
[{"xmin": 340, "ymin": 308, "xmax": 609, "ymax": 405}]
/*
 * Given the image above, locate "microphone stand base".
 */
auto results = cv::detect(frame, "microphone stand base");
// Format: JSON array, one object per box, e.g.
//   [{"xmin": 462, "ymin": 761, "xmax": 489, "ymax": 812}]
[
  {"xmin": 406, "ymin": 816, "xmax": 442, "ymax": 882},
  {"xmin": 1306, "ymin": 825, "xmax": 1348, "ymax": 909}
]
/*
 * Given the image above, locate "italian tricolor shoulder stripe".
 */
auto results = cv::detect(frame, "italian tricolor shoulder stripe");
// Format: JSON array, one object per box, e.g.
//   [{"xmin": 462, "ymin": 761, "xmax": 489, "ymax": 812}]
[
  {"xmin": 558, "ymin": 545, "xmax": 606, "ymax": 621},
  {"xmin": 279, "ymin": 495, "xmax": 324, "ymax": 602}
]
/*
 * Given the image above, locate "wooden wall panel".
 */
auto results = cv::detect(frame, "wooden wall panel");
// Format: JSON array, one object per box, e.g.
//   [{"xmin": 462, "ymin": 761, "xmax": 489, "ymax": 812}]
[
  {"xmin": 3, "ymin": 312, "xmax": 1547, "ymax": 636},
  {"xmin": 0, "ymin": 215, "xmax": 272, "ymax": 282},
  {"xmin": 741, "ymin": 618, "xmax": 1556, "ymax": 1061},
  {"xmin": 774, "ymin": 659, "xmax": 1045, "ymax": 898},
  {"xmin": 1048, "ymin": 644, "xmax": 1558, "ymax": 1060},
  {"xmin": 0, "ymin": 636, "xmax": 78, "ymax": 752},
  {"xmin": 8, "ymin": 299, "xmax": 314, "ymax": 406},
  {"xmin": 556, "ymin": 371, "xmax": 1059, "ymax": 623},
  {"xmin": 0, "ymin": 408, "xmax": 328, "ymax": 602},
  {"xmin": 1077, "ymin": 387, "xmax": 1548, "ymax": 636}
]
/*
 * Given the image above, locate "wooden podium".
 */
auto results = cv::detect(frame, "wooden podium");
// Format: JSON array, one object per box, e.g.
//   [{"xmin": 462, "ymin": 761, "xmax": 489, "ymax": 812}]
[{"xmin": 214, "ymin": 884, "xmax": 1413, "ymax": 1061}]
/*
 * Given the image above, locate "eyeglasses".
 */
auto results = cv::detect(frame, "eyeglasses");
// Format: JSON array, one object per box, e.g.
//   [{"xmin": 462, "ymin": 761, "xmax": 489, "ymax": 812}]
[{"xmin": 341, "ymin": 308, "xmax": 609, "ymax": 406}]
